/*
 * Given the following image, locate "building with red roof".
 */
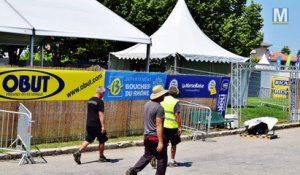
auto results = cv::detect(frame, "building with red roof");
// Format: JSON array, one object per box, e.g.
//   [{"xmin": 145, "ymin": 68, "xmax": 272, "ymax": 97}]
[{"xmin": 250, "ymin": 42, "xmax": 297, "ymax": 66}]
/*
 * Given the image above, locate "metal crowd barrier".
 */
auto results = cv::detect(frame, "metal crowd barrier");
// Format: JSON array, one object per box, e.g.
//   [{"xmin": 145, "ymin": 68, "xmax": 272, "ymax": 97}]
[
  {"xmin": 259, "ymin": 87, "xmax": 288, "ymax": 111},
  {"xmin": 179, "ymin": 100, "xmax": 212, "ymax": 141},
  {"xmin": 0, "ymin": 103, "xmax": 34, "ymax": 165}
]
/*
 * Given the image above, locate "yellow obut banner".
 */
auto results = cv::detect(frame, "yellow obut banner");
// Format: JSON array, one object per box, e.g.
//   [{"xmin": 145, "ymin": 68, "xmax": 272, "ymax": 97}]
[
  {"xmin": 271, "ymin": 77, "xmax": 289, "ymax": 99},
  {"xmin": 0, "ymin": 68, "xmax": 105, "ymax": 101}
]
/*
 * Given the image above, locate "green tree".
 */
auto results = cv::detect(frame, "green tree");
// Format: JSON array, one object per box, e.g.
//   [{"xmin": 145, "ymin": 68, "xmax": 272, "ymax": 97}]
[
  {"xmin": 101, "ymin": 0, "xmax": 263, "ymax": 57},
  {"xmin": 42, "ymin": 37, "xmax": 115, "ymax": 67},
  {"xmin": 101, "ymin": 0, "xmax": 176, "ymax": 36},
  {"xmin": 0, "ymin": 45, "xmax": 25, "ymax": 65},
  {"xmin": 281, "ymin": 46, "xmax": 291, "ymax": 55},
  {"xmin": 250, "ymin": 57, "xmax": 259, "ymax": 63},
  {"xmin": 296, "ymin": 50, "xmax": 300, "ymax": 58},
  {"xmin": 188, "ymin": 0, "xmax": 263, "ymax": 57}
]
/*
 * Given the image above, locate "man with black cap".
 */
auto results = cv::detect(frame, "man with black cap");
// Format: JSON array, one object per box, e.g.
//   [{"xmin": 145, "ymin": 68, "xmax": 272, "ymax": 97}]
[{"xmin": 126, "ymin": 85, "xmax": 169, "ymax": 175}]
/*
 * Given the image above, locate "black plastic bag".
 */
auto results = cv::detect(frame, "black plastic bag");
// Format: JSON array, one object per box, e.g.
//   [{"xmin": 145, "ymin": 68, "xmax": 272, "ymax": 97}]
[{"xmin": 247, "ymin": 122, "xmax": 268, "ymax": 135}]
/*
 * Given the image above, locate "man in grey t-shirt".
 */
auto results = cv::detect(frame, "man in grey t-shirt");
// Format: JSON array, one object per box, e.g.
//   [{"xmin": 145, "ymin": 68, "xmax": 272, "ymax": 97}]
[{"xmin": 126, "ymin": 85, "xmax": 169, "ymax": 175}]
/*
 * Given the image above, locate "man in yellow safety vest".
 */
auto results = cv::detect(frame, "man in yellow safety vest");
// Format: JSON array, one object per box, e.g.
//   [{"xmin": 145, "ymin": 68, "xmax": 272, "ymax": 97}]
[{"xmin": 153, "ymin": 86, "xmax": 182, "ymax": 167}]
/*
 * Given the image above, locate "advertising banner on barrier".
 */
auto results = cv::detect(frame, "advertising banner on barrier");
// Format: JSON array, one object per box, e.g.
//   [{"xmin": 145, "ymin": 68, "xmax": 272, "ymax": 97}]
[
  {"xmin": 215, "ymin": 76, "xmax": 231, "ymax": 117},
  {"xmin": 271, "ymin": 77, "xmax": 289, "ymax": 99},
  {"xmin": 0, "ymin": 68, "xmax": 105, "ymax": 101},
  {"xmin": 165, "ymin": 74, "xmax": 222, "ymax": 98},
  {"xmin": 104, "ymin": 71, "xmax": 167, "ymax": 101}
]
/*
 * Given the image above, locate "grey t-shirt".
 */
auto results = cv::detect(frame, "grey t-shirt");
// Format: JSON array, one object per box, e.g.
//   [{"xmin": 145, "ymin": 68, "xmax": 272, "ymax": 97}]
[
  {"xmin": 143, "ymin": 100, "xmax": 165, "ymax": 136},
  {"xmin": 174, "ymin": 102, "xmax": 180, "ymax": 114}
]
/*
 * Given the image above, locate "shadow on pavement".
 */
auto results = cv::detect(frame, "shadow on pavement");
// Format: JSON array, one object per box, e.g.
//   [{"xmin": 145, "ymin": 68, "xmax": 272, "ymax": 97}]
[
  {"xmin": 177, "ymin": 162, "xmax": 192, "ymax": 167},
  {"xmin": 203, "ymin": 139, "xmax": 217, "ymax": 142},
  {"xmin": 109, "ymin": 158, "xmax": 123, "ymax": 163},
  {"xmin": 31, "ymin": 159, "xmax": 48, "ymax": 164},
  {"xmin": 80, "ymin": 160, "xmax": 99, "ymax": 165},
  {"xmin": 80, "ymin": 158, "xmax": 123, "ymax": 165}
]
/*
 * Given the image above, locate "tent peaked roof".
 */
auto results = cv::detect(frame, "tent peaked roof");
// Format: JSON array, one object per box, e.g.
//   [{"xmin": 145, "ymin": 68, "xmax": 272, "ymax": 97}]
[
  {"xmin": 112, "ymin": 0, "xmax": 247, "ymax": 63},
  {"xmin": 0, "ymin": 0, "xmax": 150, "ymax": 44},
  {"xmin": 255, "ymin": 53, "xmax": 274, "ymax": 70},
  {"xmin": 258, "ymin": 54, "xmax": 270, "ymax": 64}
]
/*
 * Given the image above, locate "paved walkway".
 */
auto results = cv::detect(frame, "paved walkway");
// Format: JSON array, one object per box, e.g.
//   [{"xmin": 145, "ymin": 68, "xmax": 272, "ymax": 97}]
[{"xmin": 1, "ymin": 127, "xmax": 300, "ymax": 175}]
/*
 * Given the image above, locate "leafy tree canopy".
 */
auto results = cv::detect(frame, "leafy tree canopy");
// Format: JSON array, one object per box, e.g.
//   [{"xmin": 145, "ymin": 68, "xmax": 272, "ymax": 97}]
[
  {"xmin": 297, "ymin": 50, "xmax": 300, "ymax": 58},
  {"xmin": 281, "ymin": 46, "xmax": 291, "ymax": 55},
  {"xmin": 101, "ymin": 0, "xmax": 263, "ymax": 57}
]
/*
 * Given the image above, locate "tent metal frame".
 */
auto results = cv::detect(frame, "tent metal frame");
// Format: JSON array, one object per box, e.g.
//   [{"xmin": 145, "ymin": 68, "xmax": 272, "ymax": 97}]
[
  {"xmin": 1, "ymin": 0, "xmax": 151, "ymax": 67},
  {"xmin": 231, "ymin": 62, "xmax": 300, "ymax": 127}
]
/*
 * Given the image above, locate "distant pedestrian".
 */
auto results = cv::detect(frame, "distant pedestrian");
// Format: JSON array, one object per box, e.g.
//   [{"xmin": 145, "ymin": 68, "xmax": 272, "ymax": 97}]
[
  {"xmin": 126, "ymin": 85, "xmax": 169, "ymax": 175},
  {"xmin": 73, "ymin": 86, "xmax": 109, "ymax": 164}
]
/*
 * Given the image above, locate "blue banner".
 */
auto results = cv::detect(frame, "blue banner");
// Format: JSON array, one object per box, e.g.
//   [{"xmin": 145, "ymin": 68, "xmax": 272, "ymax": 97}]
[
  {"xmin": 290, "ymin": 78, "xmax": 296, "ymax": 114},
  {"xmin": 276, "ymin": 56, "xmax": 282, "ymax": 70},
  {"xmin": 165, "ymin": 75, "xmax": 222, "ymax": 98},
  {"xmin": 216, "ymin": 76, "xmax": 231, "ymax": 117},
  {"xmin": 104, "ymin": 71, "xmax": 167, "ymax": 101}
]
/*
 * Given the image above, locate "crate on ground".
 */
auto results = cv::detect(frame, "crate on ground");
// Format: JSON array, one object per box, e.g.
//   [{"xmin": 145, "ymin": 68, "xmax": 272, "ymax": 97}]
[{"xmin": 240, "ymin": 133, "xmax": 278, "ymax": 140}]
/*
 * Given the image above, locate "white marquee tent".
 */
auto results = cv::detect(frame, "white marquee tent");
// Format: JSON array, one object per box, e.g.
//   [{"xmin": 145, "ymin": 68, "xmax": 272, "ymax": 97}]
[
  {"xmin": 111, "ymin": 0, "xmax": 247, "ymax": 71},
  {"xmin": 0, "ymin": 0, "xmax": 150, "ymax": 65},
  {"xmin": 255, "ymin": 53, "xmax": 274, "ymax": 70},
  {"xmin": 258, "ymin": 54, "xmax": 270, "ymax": 65}
]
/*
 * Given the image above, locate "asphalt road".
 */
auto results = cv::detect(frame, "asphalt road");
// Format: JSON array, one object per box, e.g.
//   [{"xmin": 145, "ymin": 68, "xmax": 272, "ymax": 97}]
[{"xmin": 1, "ymin": 127, "xmax": 300, "ymax": 175}]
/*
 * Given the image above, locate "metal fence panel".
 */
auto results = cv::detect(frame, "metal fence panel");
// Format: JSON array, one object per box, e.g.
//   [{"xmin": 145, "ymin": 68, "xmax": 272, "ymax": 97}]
[
  {"xmin": 0, "ymin": 103, "xmax": 34, "ymax": 165},
  {"xmin": 179, "ymin": 100, "xmax": 211, "ymax": 140},
  {"xmin": 259, "ymin": 87, "xmax": 289, "ymax": 111}
]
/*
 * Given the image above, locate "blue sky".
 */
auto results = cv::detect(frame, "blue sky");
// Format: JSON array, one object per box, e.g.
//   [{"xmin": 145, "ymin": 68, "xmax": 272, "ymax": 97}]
[{"xmin": 249, "ymin": 0, "xmax": 300, "ymax": 55}]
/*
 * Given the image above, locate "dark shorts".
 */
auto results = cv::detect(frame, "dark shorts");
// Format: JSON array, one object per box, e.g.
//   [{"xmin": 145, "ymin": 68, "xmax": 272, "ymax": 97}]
[
  {"xmin": 164, "ymin": 128, "xmax": 181, "ymax": 146},
  {"xmin": 85, "ymin": 126, "xmax": 108, "ymax": 144}
]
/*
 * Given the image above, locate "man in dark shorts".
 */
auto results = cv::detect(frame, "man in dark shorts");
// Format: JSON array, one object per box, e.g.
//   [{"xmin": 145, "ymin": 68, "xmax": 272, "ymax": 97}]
[
  {"xmin": 160, "ymin": 86, "xmax": 182, "ymax": 167},
  {"xmin": 126, "ymin": 85, "xmax": 169, "ymax": 175},
  {"xmin": 73, "ymin": 86, "xmax": 109, "ymax": 164}
]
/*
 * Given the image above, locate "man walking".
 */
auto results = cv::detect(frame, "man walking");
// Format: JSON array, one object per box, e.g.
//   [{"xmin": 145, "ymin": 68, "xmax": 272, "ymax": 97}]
[
  {"xmin": 73, "ymin": 86, "xmax": 109, "ymax": 164},
  {"xmin": 126, "ymin": 85, "xmax": 169, "ymax": 175},
  {"xmin": 160, "ymin": 86, "xmax": 182, "ymax": 167}
]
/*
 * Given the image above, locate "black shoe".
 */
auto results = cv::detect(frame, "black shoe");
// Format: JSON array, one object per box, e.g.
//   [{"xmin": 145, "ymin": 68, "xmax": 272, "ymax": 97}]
[
  {"xmin": 150, "ymin": 156, "xmax": 156, "ymax": 168},
  {"xmin": 73, "ymin": 151, "xmax": 81, "ymax": 165},
  {"xmin": 125, "ymin": 169, "xmax": 136, "ymax": 175},
  {"xmin": 99, "ymin": 155, "xmax": 110, "ymax": 162}
]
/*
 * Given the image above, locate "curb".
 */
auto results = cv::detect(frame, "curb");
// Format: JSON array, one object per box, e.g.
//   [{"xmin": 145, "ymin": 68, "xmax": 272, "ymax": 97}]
[{"xmin": 1, "ymin": 123, "xmax": 299, "ymax": 160}]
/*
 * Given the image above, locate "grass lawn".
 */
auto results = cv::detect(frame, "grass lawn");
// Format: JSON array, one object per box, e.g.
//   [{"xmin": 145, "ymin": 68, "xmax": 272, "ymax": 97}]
[
  {"xmin": 32, "ymin": 135, "xmax": 144, "ymax": 150},
  {"xmin": 227, "ymin": 97, "xmax": 289, "ymax": 124}
]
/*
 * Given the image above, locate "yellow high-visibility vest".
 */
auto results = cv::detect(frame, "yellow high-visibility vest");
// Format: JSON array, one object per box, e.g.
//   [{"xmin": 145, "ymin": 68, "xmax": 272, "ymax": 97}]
[{"xmin": 161, "ymin": 95, "xmax": 179, "ymax": 129}]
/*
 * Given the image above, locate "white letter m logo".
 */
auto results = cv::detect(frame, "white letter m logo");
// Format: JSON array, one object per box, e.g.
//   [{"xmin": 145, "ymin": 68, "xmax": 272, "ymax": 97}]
[{"xmin": 273, "ymin": 8, "xmax": 288, "ymax": 24}]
